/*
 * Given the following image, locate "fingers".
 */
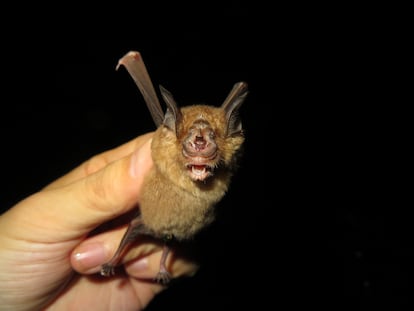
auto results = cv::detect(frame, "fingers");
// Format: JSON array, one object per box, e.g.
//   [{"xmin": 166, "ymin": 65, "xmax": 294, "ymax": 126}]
[
  {"xmin": 3, "ymin": 135, "xmax": 153, "ymax": 242},
  {"xmin": 45, "ymin": 132, "xmax": 154, "ymax": 190},
  {"xmin": 71, "ymin": 226, "xmax": 161, "ymax": 274},
  {"xmin": 125, "ymin": 249, "xmax": 200, "ymax": 280},
  {"xmin": 71, "ymin": 228, "xmax": 200, "ymax": 280},
  {"xmin": 125, "ymin": 248, "xmax": 200, "ymax": 280},
  {"xmin": 44, "ymin": 272, "xmax": 165, "ymax": 311}
]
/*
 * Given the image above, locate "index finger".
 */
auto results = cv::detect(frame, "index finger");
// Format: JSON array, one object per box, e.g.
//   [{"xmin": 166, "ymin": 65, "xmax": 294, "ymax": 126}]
[{"xmin": 44, "ymin": 132, "xmax": 154, "ymax": 190}]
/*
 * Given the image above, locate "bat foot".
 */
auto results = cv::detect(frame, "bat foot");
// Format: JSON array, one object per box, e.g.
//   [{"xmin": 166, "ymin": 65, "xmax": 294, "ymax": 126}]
[
  {"xmin": 154, "ymin": 271, "xmax": 172, "ymax": 285},
  {"xmin": 100, "ymin": 264, "xmax": 116, "ymax": 277}
]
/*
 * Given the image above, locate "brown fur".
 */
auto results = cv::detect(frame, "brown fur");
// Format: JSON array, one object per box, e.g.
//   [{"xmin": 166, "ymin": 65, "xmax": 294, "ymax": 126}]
[{"xmin": 140, "ymin": 105, "xmax": 244, "ymax": 240}]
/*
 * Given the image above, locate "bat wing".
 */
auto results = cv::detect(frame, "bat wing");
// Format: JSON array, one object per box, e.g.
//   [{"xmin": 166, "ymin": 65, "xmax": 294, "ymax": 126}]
[{"xmin": 116, "ymin": 51, "xmax": 164, "ymax": 127}]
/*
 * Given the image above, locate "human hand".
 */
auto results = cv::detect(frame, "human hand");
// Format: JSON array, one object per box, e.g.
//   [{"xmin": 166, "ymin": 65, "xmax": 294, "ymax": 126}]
[{"xmin": 0, "ymin": 132, "xmax": 198, "ymax": 311}]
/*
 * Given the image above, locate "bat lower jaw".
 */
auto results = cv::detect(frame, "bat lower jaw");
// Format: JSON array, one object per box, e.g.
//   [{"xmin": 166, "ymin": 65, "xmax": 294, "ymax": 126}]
[{"xmin": 187, "ymin": 164, "xmax": 213, "ymax": 181}]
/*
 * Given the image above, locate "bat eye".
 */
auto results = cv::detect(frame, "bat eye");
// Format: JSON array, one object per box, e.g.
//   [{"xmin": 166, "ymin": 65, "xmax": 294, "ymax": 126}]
[{"xmin": 163, "ymin": 234, "xmax": 174, "ymax": 242}]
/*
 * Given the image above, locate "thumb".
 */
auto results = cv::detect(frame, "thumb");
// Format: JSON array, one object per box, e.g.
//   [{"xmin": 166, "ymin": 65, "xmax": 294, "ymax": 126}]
[{"xmin": 4, "ymin": 138, "xmax": 153, "ymax": 242}]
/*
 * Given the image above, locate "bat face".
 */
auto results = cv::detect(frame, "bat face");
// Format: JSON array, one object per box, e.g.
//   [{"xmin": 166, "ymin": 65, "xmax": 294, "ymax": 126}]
[
  {"xmin": 178, "ymin": 105, "xmax": 242, "ymax": 182},
  {"xmin": 182, "ymin": 115, "xmax": 218, "ymax": 181},
  {"xmin": 158, "ymin": 82, "xmax": 247, "ymax": 185}
]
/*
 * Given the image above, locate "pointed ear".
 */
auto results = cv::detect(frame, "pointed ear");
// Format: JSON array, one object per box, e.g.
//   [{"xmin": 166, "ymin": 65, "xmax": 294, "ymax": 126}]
[
  {"xmin": 221, "ymin": 82, "xmax": 248, "ymax": 136},
  {"xmin": 159, "ymin": 85, "xmax": 182, "ymax": 134}
]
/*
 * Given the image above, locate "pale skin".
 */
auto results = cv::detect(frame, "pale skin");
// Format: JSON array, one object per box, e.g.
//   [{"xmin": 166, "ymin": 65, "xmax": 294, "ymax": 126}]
[{"xmin": 0, "ymin": 132, "xmax": 198, "ymax": 311}]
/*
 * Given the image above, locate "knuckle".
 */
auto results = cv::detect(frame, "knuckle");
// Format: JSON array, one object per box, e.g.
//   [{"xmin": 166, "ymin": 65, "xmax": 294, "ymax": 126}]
[{"xmin": 83, "ymin": 154, "xmax": 109, "ymax": 176}]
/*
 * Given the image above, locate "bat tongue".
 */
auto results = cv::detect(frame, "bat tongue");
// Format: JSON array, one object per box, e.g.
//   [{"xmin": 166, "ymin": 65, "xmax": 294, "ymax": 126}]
[{"xmin": 193, "ymin": 165, "xmax": 205, "ymax": 170}]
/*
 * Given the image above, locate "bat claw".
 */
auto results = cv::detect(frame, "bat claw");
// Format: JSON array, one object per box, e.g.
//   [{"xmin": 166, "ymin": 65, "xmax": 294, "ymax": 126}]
[
  {"xmin": 154, "ymin": 271, "xmax": 172, "ymax": 285},
  {"xmin": 100, "ymin": 264, "xmax": 116, "ymax": 277}
]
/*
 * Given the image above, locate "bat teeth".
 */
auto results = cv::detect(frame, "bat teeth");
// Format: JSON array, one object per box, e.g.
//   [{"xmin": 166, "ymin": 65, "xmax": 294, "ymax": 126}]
[
  {"xmin": 188, "ymin": 164, "xmax": 213, "ymax": 181},
  {"xmin": 192, "ymin": 165, "xmax": 206, "ymax": 173}
]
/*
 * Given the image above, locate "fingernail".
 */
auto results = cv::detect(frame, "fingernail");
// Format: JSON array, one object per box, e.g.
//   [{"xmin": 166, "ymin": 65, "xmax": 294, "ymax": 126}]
[
  {"xmin": 73, "ymin": 242, "xmax": 106, "ymax": 270},
  {"xmin": 129, "ymin": 138, "xmax": 152, "ymax": 178}
]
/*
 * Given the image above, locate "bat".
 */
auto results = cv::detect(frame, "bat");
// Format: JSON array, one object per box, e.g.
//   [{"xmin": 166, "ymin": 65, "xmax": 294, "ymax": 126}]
[{"xmin": 100, "ymin": 51, "xmax": 248, "ymax": 284}]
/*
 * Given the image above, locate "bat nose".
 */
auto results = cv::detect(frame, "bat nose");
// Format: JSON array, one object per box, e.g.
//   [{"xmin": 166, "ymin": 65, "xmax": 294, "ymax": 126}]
[{"xmin": 195, "ymin": 136, "xmax": 207, "ymax": 150}]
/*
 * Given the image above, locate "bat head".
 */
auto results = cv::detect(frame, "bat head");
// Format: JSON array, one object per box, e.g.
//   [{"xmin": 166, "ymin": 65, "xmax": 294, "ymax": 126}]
[{"xmin": 159, "ymin": 82, "xmax": 248, "ymax": 182}]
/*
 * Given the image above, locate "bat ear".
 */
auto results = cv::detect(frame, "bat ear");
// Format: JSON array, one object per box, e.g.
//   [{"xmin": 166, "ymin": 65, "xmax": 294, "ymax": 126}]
[
  {"xmin": 221, "ymin": 82, "xmax": 248, "ymax": 136},
  {"xmin": 159, "ymin": 85, "xmax": 182, "ymax": 134}
]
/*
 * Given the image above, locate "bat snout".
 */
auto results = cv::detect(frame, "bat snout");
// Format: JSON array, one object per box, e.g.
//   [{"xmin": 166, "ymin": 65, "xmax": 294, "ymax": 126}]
[{"xmin": 183, "ymin": 131, "xmax": 217, "ymax": 158}]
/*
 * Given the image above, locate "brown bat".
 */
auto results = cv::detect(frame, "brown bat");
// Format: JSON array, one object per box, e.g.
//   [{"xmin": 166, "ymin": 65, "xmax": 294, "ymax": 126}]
[{"xmin": 100, "ymin": 51, "xmax": 248, "ymax": 284}]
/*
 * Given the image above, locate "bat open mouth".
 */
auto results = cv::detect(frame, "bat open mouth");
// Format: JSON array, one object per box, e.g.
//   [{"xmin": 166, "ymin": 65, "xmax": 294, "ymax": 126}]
[{"xmin": 187, "ymin": 164, "xmax": 213, "ymax": 181}]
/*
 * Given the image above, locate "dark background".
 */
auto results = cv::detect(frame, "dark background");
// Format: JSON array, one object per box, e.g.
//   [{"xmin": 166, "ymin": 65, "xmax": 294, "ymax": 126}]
[{"xmin": 0, "ymin": 3, "xmax": 409, "ymax": 311}]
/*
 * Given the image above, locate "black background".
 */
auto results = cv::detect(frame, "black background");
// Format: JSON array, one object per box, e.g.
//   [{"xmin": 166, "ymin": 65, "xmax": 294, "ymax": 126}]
[{"xmin": 0, "ymin": 3, "xmax": 409, "ymax": 311}]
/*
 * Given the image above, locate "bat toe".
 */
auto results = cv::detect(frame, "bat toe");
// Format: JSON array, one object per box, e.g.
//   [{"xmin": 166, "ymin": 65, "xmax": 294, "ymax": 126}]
[
  {"xmin": 154, "ymin": 271, "xmax": 172, "ymax": 285},
  {"xmin": 100, "ymin": 264, "xmax": 116, "ymax": 277}
]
